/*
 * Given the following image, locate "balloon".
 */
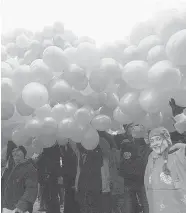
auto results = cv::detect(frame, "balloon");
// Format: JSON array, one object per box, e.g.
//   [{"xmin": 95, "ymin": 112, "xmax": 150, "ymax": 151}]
[
  {"xmin": 91, "ymin": 115, "xmax": 112, "ymax": 131},
  {"xmin": 157, "ymin": 14, "xmax": 186, "ymax": 42},
  {"xmin": 58, "ymin": 117, "xmax": 75, "ymax": 139},
  {"xmin": 38, "ymin": 134, "xmax": 57, "ymax": 148},
  {"xmin": 100, "ymin": 58, "xmax": 122, "ymax": 82},
  {"xmin": 99, "ymin": 106, "xmax": 114, "ymax": 118},
  {"xmin": 76, "ymin": 42, "xmax": 100, "ymax": 69},
  {"xmin": 57, "ymin": 137, "xmax": 69, "ymax": 146},
  {"xmin": 16, "ymin": 96, "xmax": 34, "ymax": 116},
  {"xmin": 81, "ymin": 126, "xmax": 99, "ymax": 150},
  {"xmin": 86, "ymin": 92, "xmax": 102, "ymax": 110},
  {"xmin": 137, "ymin": 35, "xmax": 162, "ymax": 59},
  {"xmin": 43, "ymin": 46, "xmax": 69, "ymax": 72},
  {"xmin": 119, "ymin": 92, "xmax": 143, "ymax": 116},
  {"xmin": 147, "ymin": 45, "xmax": 167, "ymax": 65},
  {"xmin": 1, "ymin": 102, "xmax": 15, "ymax": 120},
  {"xmin": 35, "ymin": 104, "xmax": 52, "ymax": 119},
  {"xmin": 110, "ymin": 120, "xmax": 122, "ymax": 131},
  {"xmin": 63, "ymin": 47, "xmax": 77, "ymax": 64},
  {"xmin": 23, "ymin": 50, "xmax": 39, "ymax": 65},
  {"xmin": 25, "ymin": 118, "xmax": 43, "ymax": 137},
  {"xmin": 100, "ymin": 42, "xmax": 123, "ymax": 62},
  {"xmin": 12, "ymin": 126, "xmax": 30, "ymax": 145},
  {"xmin": 30, "ymin": 59, "xmax": 53, "ymax": 84},
  {"xmin": 123, "ymin": 45, "xmax": 140, "ymax": 64},
  {"xmin": 16, "ymin": 34, "xmax": 30, "ymax": 48},
  {"xmin": 6, "ymin": 42, "xmax": 18, "ymax": 57},
  {"xmin": 139, "ymin": 88, "xmax": 168, "ymax": 113},
  {"xmin": 6, "ymin": 58, "xmax": 19, "ymax": 69},
  {"xmin": 49, "ymin": 79, "xmax": 72, "ymax": 103},
  {"xmin": 53, "ymin": 34, "xmax": 65, "ymax": 49},
  {"xmin": 29, "ymin": 40, "xmax": 42, "ymax": 53},
  {"xmin": 166, "ymin": 29, "xmax": 186, "ymax": 66},
  {"xmin": 42, "ymin": 26, "xmax": 54, "ymax": 38},
  {"xmin": 140, "ymin": 113, "xmax": 163, "ymax": 129},
  {"xmin": 41, "ymin": 117, "xmax": 58, "ymax": 135},
  {"xmin": 13, "ymin": 65, "xmax": 31, "ymax": 91},
  {"xmin": 1, "ymin": 62, "xmax": 14, "ymax": 78},
  {"xmin": 1, "ymin": 78, "xmax": 14, "ymax": 102},
  {"xmin": 65, "ymin": 102, "xmax": 78, "ymax": 117},
  {"xmin": 174, "ymin": 120, "xmax": 186, "ymax": 134},
  {"xmin": 51, "ymin": 104, "xmax": 66, "ymax": 122},
  {"xmin": 130, "ymin": 21, "xmax": 155, "ymax": 45},
  {"xmin": 1, "ymin": 46, "xmax": 7, "ymax": 61},
  {"xmin": 74, "ymin": 106, "xmax": 94, "ymax": 125},
  {"xmin": 64, "ymin": 64, "xmax": 88, "ymax": 91},
  {"xmin": 89, "ymin": 68, "xmax": 109, "ymax": 92},
  {"xmin": 71, "ymin": 123, "xmax": 87, "ymax": 143},
  {"xmin": 22, "ymin": 82, "xmax": 48, "ymax": 109},
  {"xmin": 105, "ymin": 92, "xmax": 119, "ymax": 110},
  {"xmin": 148, "ymin": 60, "xmax": 181, "ymax": 89},
  {"xmin": 113, "ymin": 107, "xmax": 132, "ymax": 124},
  {"xmin": 122, "ymin": 61, "xmax": 149, "ymax": 89}
]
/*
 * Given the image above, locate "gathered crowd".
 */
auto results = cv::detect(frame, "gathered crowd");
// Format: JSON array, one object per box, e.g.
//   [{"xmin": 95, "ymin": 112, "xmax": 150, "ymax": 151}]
[{"xmin": 1, "ymin": 99, "xmax": 186, "ymax": 213}]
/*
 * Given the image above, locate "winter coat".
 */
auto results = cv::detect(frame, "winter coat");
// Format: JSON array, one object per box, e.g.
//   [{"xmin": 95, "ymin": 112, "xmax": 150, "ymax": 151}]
[
  {"xmin": 119, "ymin": 138, "xmax": 151, "ymax": 187},
  {"xmin": 2, "ymin": 159, "xmax": 38, "ymax": 212},
  {"xmin": 144, "ymin": 147, "xmax": 186, "ymax": 213}
]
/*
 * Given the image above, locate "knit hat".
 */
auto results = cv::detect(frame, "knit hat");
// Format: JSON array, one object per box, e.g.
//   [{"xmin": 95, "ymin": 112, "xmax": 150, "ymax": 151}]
[
  {"xmin": 149, "ymin": 127, "xmax": 172, "ymax": 146},
  {"xmin": 12, "ymin": 145, "xmax": 27, "ymax": 158}
]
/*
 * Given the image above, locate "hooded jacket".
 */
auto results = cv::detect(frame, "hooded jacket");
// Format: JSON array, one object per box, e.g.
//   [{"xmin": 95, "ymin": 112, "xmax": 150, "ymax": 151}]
[{"xmin": 2, "ymin": 159, "xmax": 38, "ymax": 212}]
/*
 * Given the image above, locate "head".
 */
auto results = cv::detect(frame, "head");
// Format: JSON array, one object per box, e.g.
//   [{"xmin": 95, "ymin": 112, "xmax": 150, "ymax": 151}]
[
  {"xmin": 12, "ymin": 146, "xmax": 27, "ymax": 165},
  {"xmin": 149, "ymin": 127, "xmax": 172, "ymax": 176},
  {"xmin": 124, "ymin": 123, "xmax": 145, "ymax": 141},
  {"xmin": 149, "ymin": 127, "xmax": 172, "ymax": 155}
]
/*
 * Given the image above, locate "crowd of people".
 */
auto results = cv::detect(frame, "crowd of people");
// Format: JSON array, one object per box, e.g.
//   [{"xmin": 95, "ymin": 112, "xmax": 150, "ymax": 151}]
[{"xmin": 1, "ymin": 99, "xmax": 186, "ymax": 213}]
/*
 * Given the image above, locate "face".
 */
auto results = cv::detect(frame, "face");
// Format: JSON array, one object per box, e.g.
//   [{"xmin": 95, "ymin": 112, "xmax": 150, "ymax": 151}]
[
  {"xmin": 149, "ymin": 136, "xmax": 169, "ymax": 154},
  {"xmin": 12, "ymin": 148, "xmax": 25, "ymax": 165}
]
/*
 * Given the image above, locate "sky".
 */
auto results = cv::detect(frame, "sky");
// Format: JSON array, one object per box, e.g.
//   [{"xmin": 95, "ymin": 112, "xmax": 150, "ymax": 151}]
[{"xmin": 1, "ymin": 0, "xmax": 186, "ymax": 45}]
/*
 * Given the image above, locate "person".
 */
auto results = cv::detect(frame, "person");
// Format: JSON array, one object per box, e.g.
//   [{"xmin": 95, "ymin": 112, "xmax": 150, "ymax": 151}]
[
  {"xmin": 99, "ymin": 136, "xmax": 112, "ymax": 213},
  {"xmin": 36, "ymin": 142, "xmax": 62, "ymax": 213},
  {"xmin": 145, "ymin": 127, "xmax": 186, "ymax": 213},
  {"xmin": 75, "ymin": 143, "xmax": 103, "ymax": 213},
  {"xmin": 118, "ymin": 124, "xmax": 150, "ymax": 213},
  {"xmin": 2, "ymin": 144, "xmax": 38, "ymax": 213},
  {"xmin": 60, "ymin": 140, "xmax": 80, "ymax": 213}
]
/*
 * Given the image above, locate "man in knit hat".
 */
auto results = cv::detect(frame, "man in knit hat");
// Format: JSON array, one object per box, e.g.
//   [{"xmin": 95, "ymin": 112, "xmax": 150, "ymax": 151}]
[{"xmin": 2, "ymin": 143, "xmax": 38, "ymax": 213}]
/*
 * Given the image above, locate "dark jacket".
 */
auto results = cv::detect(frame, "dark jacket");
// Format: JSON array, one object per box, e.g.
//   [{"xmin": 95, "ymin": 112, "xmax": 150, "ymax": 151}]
[
  {"xmin": 2, "ymin": 159, "xmax": 38, "ymax": 212},
  {"xmin": 77, "ymin": 144, "xmax": 103, "ymax": 192},
  {"xmin": 60, "ymin": 144, "xmax": 77, "ymax": 188},
  {"xmin": 119, "ymin": 138, "xmax": 151, "ymax": 186},
  {"xmin": 37, "ymin": 143, "xmax": 61, "ymax": 185}
]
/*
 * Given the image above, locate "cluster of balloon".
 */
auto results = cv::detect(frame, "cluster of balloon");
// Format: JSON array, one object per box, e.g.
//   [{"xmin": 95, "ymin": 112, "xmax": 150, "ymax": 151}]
[{"xmin": 1, "ymin": 9, "xmax": 186, "ymax": 153}]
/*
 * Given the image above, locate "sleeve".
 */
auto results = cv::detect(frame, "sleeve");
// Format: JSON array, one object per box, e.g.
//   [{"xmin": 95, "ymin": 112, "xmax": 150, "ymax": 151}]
[
  {"xmin": 176, "ymin": 146, "xmax": 186, "ymax": 167},
  {"xmin": 16, "ymin": 165, "xmax": 38, "ymax": 212}
]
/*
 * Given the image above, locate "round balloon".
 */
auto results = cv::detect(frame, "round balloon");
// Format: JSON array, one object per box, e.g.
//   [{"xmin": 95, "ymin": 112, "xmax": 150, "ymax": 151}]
[
  {"xmin": 16, "ymin": 96, "xmax": 34, "ymax": 116},
  {"xmin": 38, "ymin": 134, "xmax": 57, "ymax": 148},
  {"xmin": 41, "ymin": 117, "xmax": 58, "ymax": 135},
  {"xmin": 25, "ymin": 118, "xmax": 43, "ymax": 137},
  {"xmin": 22, "ymin": 82, "xmax": 48, "ymax": 109},
  {"xmin": 51, "ymin": 104, "xmax": 67, "ymax": 122},
  {"xmin": 34, "ymin": 104, "xmax": 52, "ymax": 120},
  {"xmin": 49, "ymin": 79, "xmax": 72, "ymax": 103},
  {"xmin": 1, "ymin": 102, "xmax": 15, "ymax": 120},
  {"xmin": 1, "ymin": 78, "xmax": 14, "ymax": 102},
  {"xmin": 58, "ymin": 117, "xmax": 76, "ymax": 139},
  {"xmin": 147, "ymin": 45, "xmax": 167, "ymax": 65},
  {"xmin": 122, "ymin": 61, "xmax": 149, "ymax": 89},
  {"xmin": 91, "ymin": 115, "xmax": 112, "ymax": 131},
  {"xmin": 166, "ymin": 29, "xmax": 186, "ymax": 66},
  {"xmin": 148, "ymin": 60, "xmax": 181, "ymax": 89},
  {"xmin": 81, "ymin": 126, "xmax": 99, "ymax": 150},
  {"xmin": 113, "ymin": 107, "xmax": 132, "ymax": 124},
  {"xmin": 1, "ymin": 62, "xmax": 14, "ymax": 78},
  {"xmin": 74, "ymin": 106, "xmax": 94, "ymax": 123},
  {"xmin": 43, "ymin": 46, "xmax": 69, "ymax": 72}
]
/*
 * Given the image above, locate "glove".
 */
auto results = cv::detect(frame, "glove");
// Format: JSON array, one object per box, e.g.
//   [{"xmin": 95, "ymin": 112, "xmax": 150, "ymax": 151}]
[{"xmin": 169, "ymin": 98, "xmax": 186, "ymax": 117}]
